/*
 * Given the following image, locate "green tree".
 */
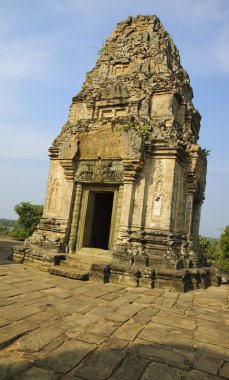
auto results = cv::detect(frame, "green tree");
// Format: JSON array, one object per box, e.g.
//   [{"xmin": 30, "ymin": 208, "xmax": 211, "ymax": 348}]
[
  {"xmin": 206, "ymin": 240, "xmax": 220, "ymax": 264},
  {"xmin": 199, "ymin": 236, "xmax": 220, "ymax": 265},
  {"xmin": 200, "ymin": 226, "xmax": 229, "ymax": 270},
  {"xmin": 217, "ymin": 225, "xmax": 229, "ymax": 270},
  {"xmin": 0, "ymin": 219, "xmax": 16, "ymax": 236},
  {"xmin": 199, "ymin": 236, "xmax": 211, "ymax": 253},
  {"xmin": 10, "ymin": 202, "xmax": 43, "ymax": 240}
]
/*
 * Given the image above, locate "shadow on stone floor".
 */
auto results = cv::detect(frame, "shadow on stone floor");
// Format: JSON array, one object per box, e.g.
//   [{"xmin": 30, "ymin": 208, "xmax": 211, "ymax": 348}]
[
  {"xmin": 0, "ymin": 238, "xmax": 23, "ymax": 265},
  {"xmin": 0, "ymin": 340, "xmax": 228, "ymax": 380}
]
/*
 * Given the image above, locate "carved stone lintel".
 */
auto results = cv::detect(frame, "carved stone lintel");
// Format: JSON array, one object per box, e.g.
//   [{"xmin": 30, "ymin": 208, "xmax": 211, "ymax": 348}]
[{"xmin": 75, "ymin": 159, "xmax": 123, "ymax": 183}]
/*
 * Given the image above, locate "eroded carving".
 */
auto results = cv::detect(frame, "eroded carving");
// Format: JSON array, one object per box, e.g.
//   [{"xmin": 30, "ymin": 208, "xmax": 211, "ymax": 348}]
[
  {"xmin": 19, "ymin": 16, "xmax": 208, "ymax": 287},
  {"xmin": 75, "ymin": 159, "xmax": 123, "ymax": 183}
]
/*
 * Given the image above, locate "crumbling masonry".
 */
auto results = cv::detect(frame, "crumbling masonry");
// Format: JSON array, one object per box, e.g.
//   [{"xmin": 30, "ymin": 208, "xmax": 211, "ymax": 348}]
[{"xmin": 14, "ymin": 16, "xmax": 216, "ymax": 291}]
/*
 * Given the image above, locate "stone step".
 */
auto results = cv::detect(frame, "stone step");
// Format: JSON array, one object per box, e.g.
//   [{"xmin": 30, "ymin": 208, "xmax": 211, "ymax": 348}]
[
  {"xmin": 48, "ymin": 267, "xmax": 89, "ymax": 281},
  {"xmin": 59, "ymin": 252, "xmax": 112, "ymax": 272},
  {"xmin": 60, "ymin": 259, "xmax": 91, "ymax": 271}
]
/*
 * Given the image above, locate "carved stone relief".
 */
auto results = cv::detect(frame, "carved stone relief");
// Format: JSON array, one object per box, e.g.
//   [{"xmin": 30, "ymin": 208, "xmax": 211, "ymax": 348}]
[
  {"xmin": 46, "ymin": 178, "xmax": 59, "ymax": 213},
  {"xmin": 98, "ymin": 106, "xmax": 128, "ymax": 119},
  {"xmin": 114, "ymin": 64, "xmax": 130, "ymax": 76},
  {"xmin": 23, "ymin": 16, "xmax": 207, "ymax": 275},
  {"xmin": 151, "ymin": 93, "xmax": 173, "ymax": 118},
  {"xmin": 152, "ymin": 180, "xmax": 162, "ymax": 217},
  {"xmin": 75, "ymin": 159, "xmax": 123, "ymax": 183},
  {"xmin": 151, "ymin": 159, "xmax": 164, "ymax": 221}
]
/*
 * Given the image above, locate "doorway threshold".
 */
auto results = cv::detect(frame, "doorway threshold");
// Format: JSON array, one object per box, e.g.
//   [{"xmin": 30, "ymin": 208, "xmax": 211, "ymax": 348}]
[{"xmin": 74, "ymin": 247, "xmax": 112, "ymax": 259}]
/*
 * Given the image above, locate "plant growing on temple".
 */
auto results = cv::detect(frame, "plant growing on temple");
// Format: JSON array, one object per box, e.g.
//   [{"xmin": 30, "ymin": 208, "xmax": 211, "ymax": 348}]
[
  {"xmin": 122, "ymin": 120, "xmax": 135, "ymax": 131},
  {"xmin": 95, "ymin": 41, "xmax": 109, "ymax": 56},
  {"xmin": 138, "ymin": 124, "xmax": 151, "ymax": 138},
  {"xmin": 10, "ymin": 202, "xmax": 43, "ymax": 240},
  {"xmin": 202, "ymin": 148, "xmax": 211, "ymax": 159}
]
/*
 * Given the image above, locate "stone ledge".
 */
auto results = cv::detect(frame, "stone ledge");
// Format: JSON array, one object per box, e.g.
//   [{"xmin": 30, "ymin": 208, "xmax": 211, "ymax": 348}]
[
  {"xmin": 12, "ymin": 245, "xmax": 66, "ymax": 266},
  {"xmin": 105, "ymin": 264, "xmax": 219, "ymax": 292},
  {"xmin": 48, "ymin": 267, "xmax": 89, "ymax": 281}
]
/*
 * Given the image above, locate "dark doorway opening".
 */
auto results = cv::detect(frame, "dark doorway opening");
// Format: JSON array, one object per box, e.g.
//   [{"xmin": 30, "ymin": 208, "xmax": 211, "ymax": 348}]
[{"xmin": 83, "ymin": 191, "xmax": 114, "ymax": 250}]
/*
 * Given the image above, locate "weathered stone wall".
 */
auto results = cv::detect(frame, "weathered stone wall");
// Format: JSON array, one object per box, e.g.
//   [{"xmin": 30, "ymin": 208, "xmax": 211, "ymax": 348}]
[
  {"xmin": 23, "ymin": 15, "xmax": 207, "ymax": 269},
  {"xmin": 44, "ymin": 160, "xmax": 73, "ymax": 219}
]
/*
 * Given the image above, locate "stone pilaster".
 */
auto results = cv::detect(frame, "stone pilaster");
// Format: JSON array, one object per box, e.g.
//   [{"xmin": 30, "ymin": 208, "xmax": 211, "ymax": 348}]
[
  {"xmin": 185, "ymin": 192, "xmax": 194, "ymax": 235},
  {"xmin": 68, "ymin": 183, "xmax": 83, "ymax": 253},
  {"xmin": 113, "ymin": 160, "xmax": 143, "ymax": 261}
]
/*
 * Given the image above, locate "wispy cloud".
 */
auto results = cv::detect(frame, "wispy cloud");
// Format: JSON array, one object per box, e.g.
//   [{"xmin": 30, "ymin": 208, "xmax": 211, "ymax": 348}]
[
  {"xmin": 151, "ymin": 0, "xmax": 229, "ymax": 28},
  {"xmin": 49, "ymin": 0, "xmax": 111, "ymax": 13},
  {"xmin": 213, "ymin": 24, "xmax": 229, "ymax": 74},
  {"xmin": 0, "ymin": 160, "xmax": 48, "ymax": 218},
  {"xmin": 0, "ymin": 36, "xmax": 60, "ymax": 80},
  {"xmin": 50, "ymin": 0, "xmax": 229, "ymax": 26},
  {"xmin": 153, "ymin": 0, "xmax": 229, "ymax": 76},
  {"xmin": 48, "ymin": 0, "xmax": 229, "ymax": 77},
  {"xmin": 0, "ymin": 123, "xmax": 52, "ymax": 160}
]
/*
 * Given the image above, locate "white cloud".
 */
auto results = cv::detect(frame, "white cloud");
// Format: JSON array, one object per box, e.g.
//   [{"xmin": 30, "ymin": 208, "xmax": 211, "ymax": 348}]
[{"xmin": 0, "ymin": 36, "xmax": 59, "ymax": 80}]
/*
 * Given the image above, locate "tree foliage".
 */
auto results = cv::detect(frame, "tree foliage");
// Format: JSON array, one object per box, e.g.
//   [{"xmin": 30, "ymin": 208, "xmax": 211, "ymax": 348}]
[
  {"xmin": 0, "ymin": 219, "xmax": 16, "ymax": 236},
  {"xmin": 200, "ymin": 225, "xmax": 229, "ymax": 270},
  {"xmin": 217, "ymin": 225, "xmax": 229, "ymax": 270},
  {"xmin": 10, "ymin": 202, "xmax": 43, "ymax": 240}
]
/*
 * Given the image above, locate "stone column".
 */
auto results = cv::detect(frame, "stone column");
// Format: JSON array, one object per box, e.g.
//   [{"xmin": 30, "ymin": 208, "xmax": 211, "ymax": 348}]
[
  {"xmin": 68, "ymin": 183, "xmax": 83, "ymax": 253},
  {"xmin": 114, "ymin": 160, "xmax": 143, "ymax": 260}
]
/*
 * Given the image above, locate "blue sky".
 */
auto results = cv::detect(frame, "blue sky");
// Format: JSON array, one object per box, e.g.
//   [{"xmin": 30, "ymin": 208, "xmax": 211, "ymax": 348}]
[{"xmin": 0, "ymin": 0, "xmax": 228, "ymax": 238}]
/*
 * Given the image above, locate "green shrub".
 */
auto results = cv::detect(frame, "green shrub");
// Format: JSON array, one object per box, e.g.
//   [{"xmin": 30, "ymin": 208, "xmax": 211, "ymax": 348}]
[
  {"xmin": 9, "ymin": 202, "xmax": 43, "ymax": 240},
  {"xmin": 200, "ymin": 225, "xmax": 229, "ymax": 270}
]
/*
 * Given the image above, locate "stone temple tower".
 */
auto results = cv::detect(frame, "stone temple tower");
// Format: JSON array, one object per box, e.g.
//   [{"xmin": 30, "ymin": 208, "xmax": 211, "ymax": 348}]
[{"xmin": 14, "ymin": 16, "xmax": 212, "ymax": 290}]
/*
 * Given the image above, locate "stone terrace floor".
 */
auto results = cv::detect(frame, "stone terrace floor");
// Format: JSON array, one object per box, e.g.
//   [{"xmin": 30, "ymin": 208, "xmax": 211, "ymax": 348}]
[{"xmin": 0, "ymin": 239, "xmax": 229, "ymax": 379}]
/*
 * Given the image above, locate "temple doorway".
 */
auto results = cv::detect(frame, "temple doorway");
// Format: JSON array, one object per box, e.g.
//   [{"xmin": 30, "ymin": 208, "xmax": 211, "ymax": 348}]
[{"xmin": 82, "ymin": 191, "xmax": 114, "ymax": 250}]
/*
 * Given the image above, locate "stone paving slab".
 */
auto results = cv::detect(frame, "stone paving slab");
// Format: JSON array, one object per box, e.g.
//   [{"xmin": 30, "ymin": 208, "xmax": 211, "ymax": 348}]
[
  {"xmin": 37, "ymin": 340, "xmax": 96, "ymax": 374},
  {"xmin": 0, "ymin": 319, "xmax": 39, "ymax": 350},
  {"xmin": 140, "ymin": 361, "xmax": 185, "ymax": 380},
  {"xmin": 12, "ymin": 366, "xmax": 60, "ymax": 380},
  {"xmin": 70, "ymin": 347, "xmax": 126, "ymax": 379},
  {"xmin": 18, "ymin": 325, "xmax": 65, "ymax": 353},
  {"xmin": 0, "ymin": 356, "xmax": 33, "ymax": 380},
  {"xmin": 109, "ymin": 353, "xmax": 150, "ymax": 380},
  {"xmin": 0, "ymin": 258, "xmax": 229, "ymax": 379}
]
